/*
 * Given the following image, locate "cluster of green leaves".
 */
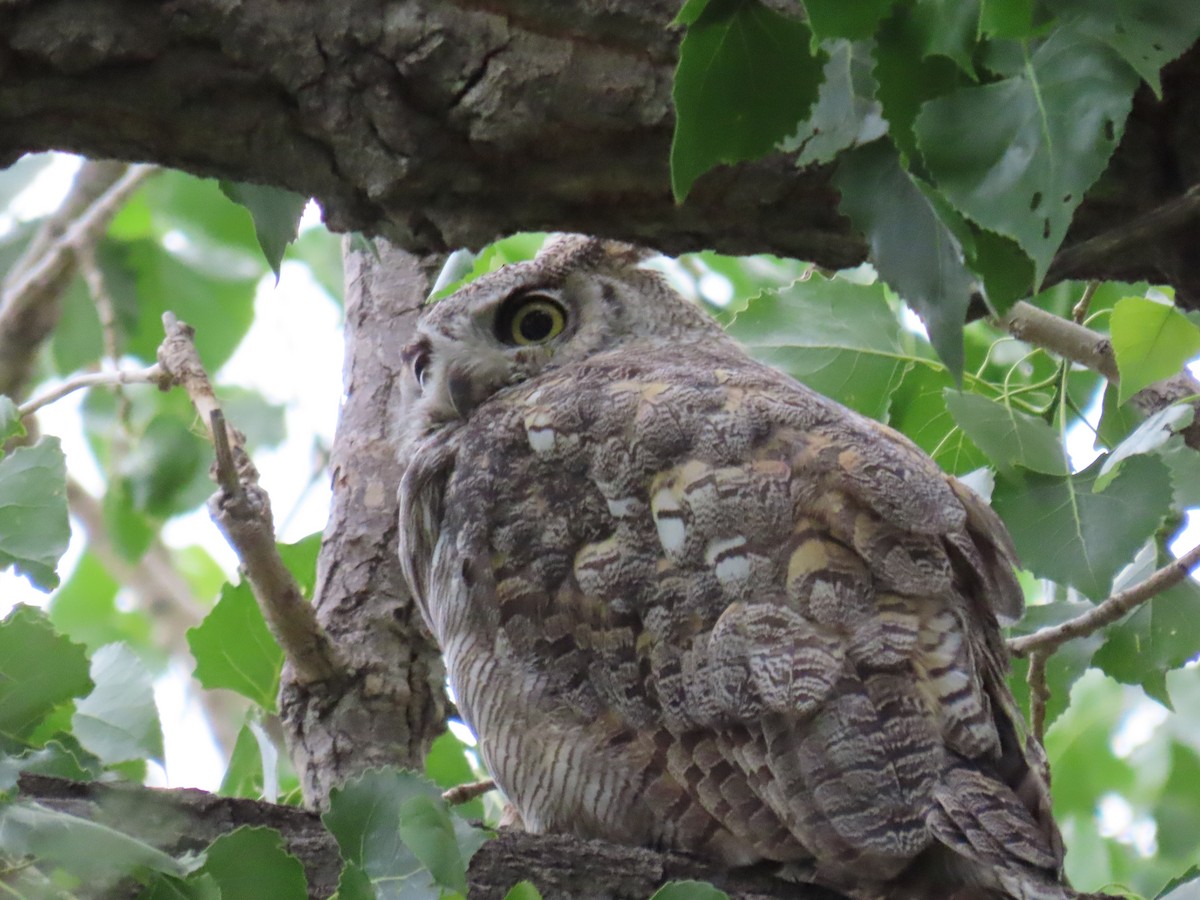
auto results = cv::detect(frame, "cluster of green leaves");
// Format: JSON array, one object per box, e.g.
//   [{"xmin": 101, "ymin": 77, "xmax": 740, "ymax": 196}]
[
  {"xmin": 0, "ymin": 604, "xmax": 489, "ymax": 898},
  {"xmin": 671, "ymin": 0, "xmax": 1200, "ymax": 375}
]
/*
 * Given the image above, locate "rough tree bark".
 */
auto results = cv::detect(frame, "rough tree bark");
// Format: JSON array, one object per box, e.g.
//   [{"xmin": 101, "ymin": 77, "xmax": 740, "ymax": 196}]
[
  {"xmin": 280, "ymin": 239, "xmax": 448, "ymax": 804},
  {"xmin": 1, "ymin": 0, "xmax": 1197, "ymax": 300}
]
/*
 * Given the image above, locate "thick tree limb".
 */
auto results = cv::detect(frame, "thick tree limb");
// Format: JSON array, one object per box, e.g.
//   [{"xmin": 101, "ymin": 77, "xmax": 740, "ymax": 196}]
[
  {"xmin": 1, "ymin": 2, "xmax": 1198, "ymax": 303},
  {"xmin": 16, "ymin": 774, "xmax": 846, "ymax": 900}
]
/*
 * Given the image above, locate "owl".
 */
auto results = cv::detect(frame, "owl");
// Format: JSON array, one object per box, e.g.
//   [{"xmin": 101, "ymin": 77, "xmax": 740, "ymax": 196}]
[{"xmin": 397, "ymin": 236, "xmax": 1072, "ymax": 900}]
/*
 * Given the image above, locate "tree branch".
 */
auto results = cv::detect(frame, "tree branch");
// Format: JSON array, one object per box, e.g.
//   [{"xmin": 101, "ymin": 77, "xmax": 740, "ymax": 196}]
[
  {"xmin": 1010, "ymin": 542, "xmax": 1200, "ymax": 657},
  {"xmin": 16, "ymin": 365, "xmax": 165, "ymax": 418},
  {"xmin": 15, "ymin": 773, "xmax": 850, "ymax": 900},
  {"xmin": 0, "ymin": 160, "xmax": 136, "ymax": 398},
  {"xmin": 2, "ymin": 2, "xmax": 1197, "ymax": 304},
  {"xmin": 999, "ymin": 300, "xmax": 1200, "ymax": 450},
  {"xmin": 155, "ymin": 312, "xmax": 344, "ymax": 687}
]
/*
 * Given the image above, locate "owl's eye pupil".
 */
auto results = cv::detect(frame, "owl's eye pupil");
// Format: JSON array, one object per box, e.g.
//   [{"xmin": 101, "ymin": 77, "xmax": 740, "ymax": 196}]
[
  {"xmin": 413, "ymin": 351, "xmax": 429, "ymax": 388},
  {"xmin": 519, "ymin": 309, "xmax": 554, "ymax": 342},
  {"xmin": 499, "ymin": 295, "xmax": 567, "ymax": 346}
]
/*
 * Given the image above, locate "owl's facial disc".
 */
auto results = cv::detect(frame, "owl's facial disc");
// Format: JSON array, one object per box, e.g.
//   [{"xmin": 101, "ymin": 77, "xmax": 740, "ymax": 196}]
[{"xmin": 405, "ymin": 288, "xmax": 572, "ymax": 428}]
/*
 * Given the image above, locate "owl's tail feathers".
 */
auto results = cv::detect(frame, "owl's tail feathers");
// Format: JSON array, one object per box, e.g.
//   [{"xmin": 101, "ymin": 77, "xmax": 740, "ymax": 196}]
[{"xmin": 926, "ymin": 766, "xmax": 1075, "ymax": 900}]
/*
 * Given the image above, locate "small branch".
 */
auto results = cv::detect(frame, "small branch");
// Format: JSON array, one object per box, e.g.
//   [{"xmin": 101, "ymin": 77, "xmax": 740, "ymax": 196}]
[
  {"xmin": 1070, "ymin": 281, "xmax": 1099, "ymax": 325},
  {"xmin": 999, "ymin": 299, "xmax": 1200, "ymax": 450},
  {"xmin": 442, "ymin": 778, "xmax": 496, "ymax": 807},
  {"xmin": 1000, "ymin": 301, "xmax": 1119, "ymax": 381},
  {"xmin": 156, "ymin": 313, "xmax": 343, "ymax": 686},
  {"xmin": 1027, "ymin": 650, "xmax": 1049, "ymax": 745},
  {"xmin": 1010, "ymin": 542, "xmax": 1200, "ymax": 657},
  {"xmin": 0, "ymin": 165, "xmax": 156, "ymax": 322},
  {"xmin": 1046, "ymin": 183, "xmax": 1200, "ymax": 286},
  {"xmin": 17, "ymin": 365, "xmax": 165, "ymax": 418}
]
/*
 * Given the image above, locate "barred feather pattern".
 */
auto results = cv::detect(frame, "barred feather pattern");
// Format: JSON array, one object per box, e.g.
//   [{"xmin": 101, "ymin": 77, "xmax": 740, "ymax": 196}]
[{"xmin": 398, "ymin": 236, "xmax": 1073, "ymax": 900}]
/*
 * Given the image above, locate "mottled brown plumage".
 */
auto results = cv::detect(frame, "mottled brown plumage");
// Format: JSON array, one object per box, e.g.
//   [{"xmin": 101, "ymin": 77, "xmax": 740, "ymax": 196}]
[{"xmin": 398, "ymin": 236, "xmax": 1072, "ymax": 899}]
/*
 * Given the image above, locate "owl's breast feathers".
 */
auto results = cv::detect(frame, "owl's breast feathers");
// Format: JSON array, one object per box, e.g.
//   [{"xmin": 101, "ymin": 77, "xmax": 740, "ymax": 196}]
[{"xmin": 399, "ymin": 345, "xmax": 1070, "ymax": 900}]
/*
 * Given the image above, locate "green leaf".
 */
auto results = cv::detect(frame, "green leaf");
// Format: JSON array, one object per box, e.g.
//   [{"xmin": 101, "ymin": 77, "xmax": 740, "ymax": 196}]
[
  {"xmin": 119, "ymin": 414, "xmax": 210, "ymax": 519},
  {"xmin": 964, "ymin": 227, "xmax": 1034, "ymax": 314},
  {"xmin": 873, "ymin": 10, "xmax": 966, "ymax": 164},
  {"xmin": 425, "ymin": 730, "xmax": 486, "ymax": 822},
  {"xmin": 783, "ymin": 39, "xmax": 886, "ymax": 166},
  {"xmin": 727, "ymin": 275, "xmax": 916, "ymax": 420},
  {"xmin": 219, "ymin": 181, "xmax": 308, "ymax": 278},
  {"xmin": 0, "ymin": 395, "xmax": 23, "ymax": 442},
  {"xmin": 324, "ymin": 769, "xmax": 489, "ymax": 900},
  {"xmin": 943, "ymin": 390, "xmax": 1069, "ymax": 476},
  {"xmin": 49, "ymin": 551, "xmax": 154, "ymax": 653},
  {"xmin": 72, "ymin": 643, "xmax": 164, "ymax": 765},
  {"xmin": 276, "ymin": 532, "xmax": 323, "ymax": 600},
  {"xmin": 915, "ymin": 23, "xmax": 1139, "ymax": 284},
  {"xmin": 187, "ymin": 580, "xmax": 284, "ymax": 711},
  {"xmin": 1158, "ymin": 864, "xmax": 1200, "ymax": 898},
  {"xmin": 1111, "ymin": 295, "xmax": 1200, "ymax": 405},
  {"xmin": 117, "ymin": 237, "xmax": 258, "ymax": 371},
  {"xmin": 835, "ymin": 140, "xmax": 972, "ymax": 376},
  {"xmin": 803, "ymin": 0, "xmax": 897, "ymax": 40},
  {"xmin": 0, "ymin": 436, "xmax": 70, "ymax": 590},
  {"xmin": 1048, "ymin": 0, "xmax": 1200, "ymax": 96},
  {"xmin": 397, "ymin": 795, "xmax": 472, "ymax": 895},
  {"xmin": 138, "ymin": 872, "xmax": 223, "ymax": 900},
  {"xmin": 0, "ymin": 800, "xmax": 191, "ymax": 881},
  {"xmin": 992, "ymin": 454, "xmax": 1172, "ymax": 599},
  {"xmin": 503, "ymin": 881, "xmax": 544, "ymax": 900},
  {"xmin": 671, "ymin": 0, "xmax": 823, "ymax": 200},
  {"xmin": 198, "ymin": 826, "xmax": 308, "ymax": 900},
  {"xmin": 888, "ymin": 366, "xmax": 987, "ymax": 474},
  {"xmin": 219, "ymin": 716, "xmax": 279, "ymax": 802},
  {"xmin": 979, "ymin": 0, "xmax": 1033, "ymax": 38},
  {"xmin": 911, "ymin": 0, "xmax": 982, "ymax": 74},
  {"xmin": 1094, "ymin": 402, "xmax": 1193, "ymax": 491},
  {"xmin": 649, "ymin": 882, "xmax": 731, "ymax": 900},
  {"xmin": 0, "ymin": 605, "xmax": 92, "ymax": 742}
]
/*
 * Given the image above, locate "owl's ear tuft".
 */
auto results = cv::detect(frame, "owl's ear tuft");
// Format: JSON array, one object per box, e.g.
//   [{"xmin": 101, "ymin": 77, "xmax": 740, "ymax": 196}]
[{"xmin": 538, "ymin": 234, "xmax": 656, "ymax": 274}]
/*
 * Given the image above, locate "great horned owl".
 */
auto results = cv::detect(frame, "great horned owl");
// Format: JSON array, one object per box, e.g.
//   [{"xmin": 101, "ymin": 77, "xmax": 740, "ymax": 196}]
[{"xmin": 398, "ymin": 236, "xmax": 1071, "ymax": 899}]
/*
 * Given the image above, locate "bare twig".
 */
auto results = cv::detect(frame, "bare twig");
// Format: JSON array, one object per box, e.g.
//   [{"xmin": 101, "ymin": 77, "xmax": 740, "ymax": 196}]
[
  {"xmin": 156, "ymin": 312, "xmax": 343, "ymax": 686},
  {"xmin": 1010, "ymin": 542, "xmax": 1200, "ymax": 657},
  {"xmin": 17, "ymin": 365, "xmax": 165, "ymax": 418},
  {"xmin": 442, "ymin": 778, "xmax": 497, "ymax": 807},
  {"xmin": 1027, "ymin": 650, "xmax": 1049, "ymax": 744}
]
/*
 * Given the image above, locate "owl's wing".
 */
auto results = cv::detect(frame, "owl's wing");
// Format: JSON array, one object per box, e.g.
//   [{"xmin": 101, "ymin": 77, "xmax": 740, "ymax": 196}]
[{"xmin": 478, "ymin": 359, "xmax": 1066, "ymax": 897}]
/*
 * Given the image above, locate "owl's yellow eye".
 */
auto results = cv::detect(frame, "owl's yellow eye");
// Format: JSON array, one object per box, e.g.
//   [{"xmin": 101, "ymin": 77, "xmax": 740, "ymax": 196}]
[{"xmin": 500, "ymin": 295, "xmax": 567, "ymax": 346}]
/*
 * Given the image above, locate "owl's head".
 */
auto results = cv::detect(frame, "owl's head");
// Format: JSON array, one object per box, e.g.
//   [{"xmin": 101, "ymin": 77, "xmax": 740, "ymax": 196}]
[{"xmin": 402, "ymin": 235, "xmax": 728, "ymax": 429}]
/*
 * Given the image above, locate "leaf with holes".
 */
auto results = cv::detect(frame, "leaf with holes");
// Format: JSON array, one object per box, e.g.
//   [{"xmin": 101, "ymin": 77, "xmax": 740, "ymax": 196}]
[{"xmin": 915, "ymin": 22, "xmax": 1140, "ymax": 284}]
